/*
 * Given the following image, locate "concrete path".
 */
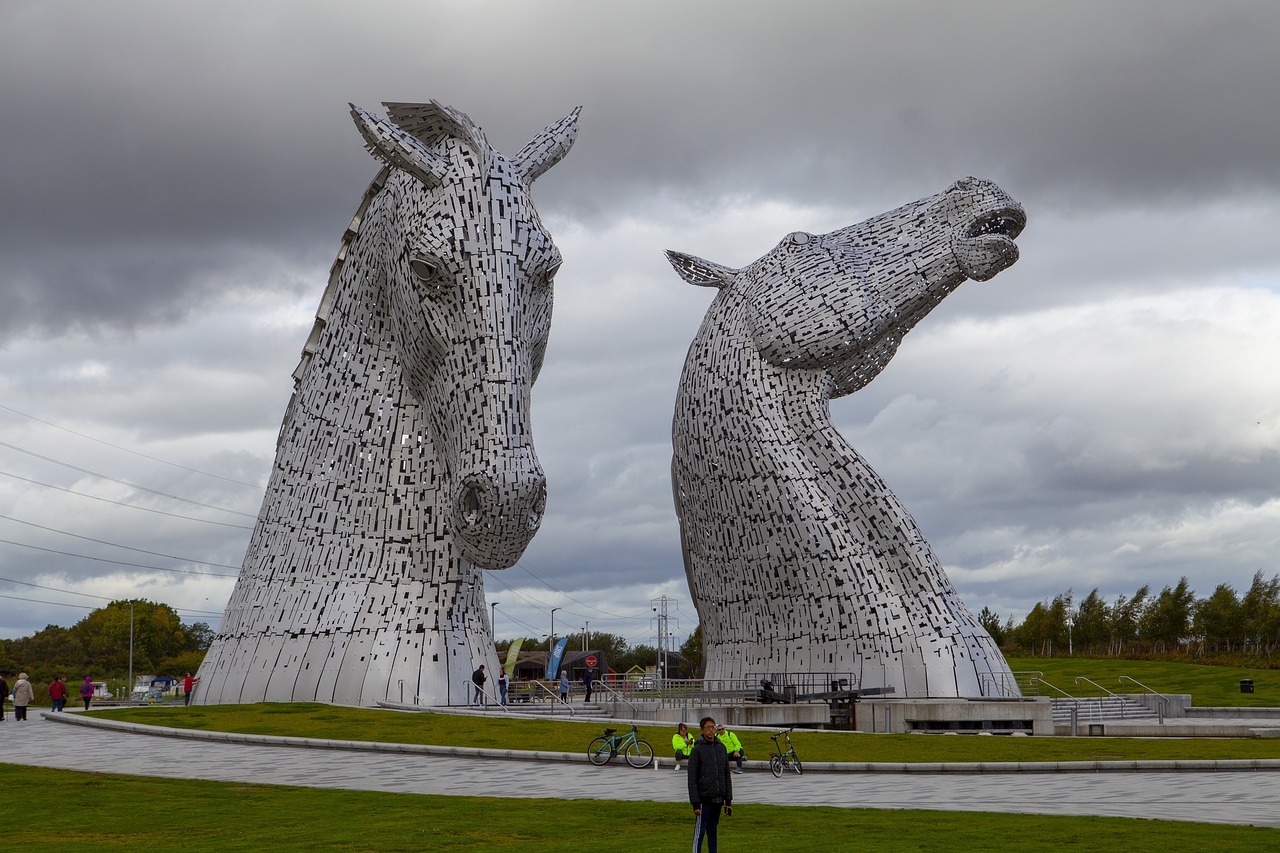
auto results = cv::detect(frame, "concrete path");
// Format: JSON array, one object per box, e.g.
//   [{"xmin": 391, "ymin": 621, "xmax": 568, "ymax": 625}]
[{"xmin": 1, "ymin": 712, "xmax": 1278, "ymax": 828}]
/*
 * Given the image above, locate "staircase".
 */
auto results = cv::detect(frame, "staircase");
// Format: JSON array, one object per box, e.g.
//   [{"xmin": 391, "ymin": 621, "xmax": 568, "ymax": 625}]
[{"xmin": 1050, "ymin": 695, "xmax": 1160, "ymax": 724}]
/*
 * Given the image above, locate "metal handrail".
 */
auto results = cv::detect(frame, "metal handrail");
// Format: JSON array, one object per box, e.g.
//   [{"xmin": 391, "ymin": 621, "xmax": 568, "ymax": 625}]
[
  {"xmin": 1029, "ymin": 676, "xmax": 1077, "ymax": 702},
  {"xmin": 1011, "ymin": 671, "xmax": 1044, "ymax": 696},
  {"xmin": 1073, "ymin": 676, "xmax": 1120, "ymax": 699},
  {"xmin": 1118, "ymin": 675, "xmax": 1168, "ymax": 723},
  {"xmin": 528, "ymin": 679, "xmax": 575, "ymax": 715},
  {"xmin": 1033, "ymin": 677, "xmax": 1085, "ymax": 737},
  {"xmin": 592, "ymin": 679, "xmax": 639, "ymax": 715},
  {"xmin": 980, "ymin": 671, "xmax": 1025, "ymax": 698},
  {"xmin": 1074, "ymin": 677, "xmax": 1125, "ymax": 719}
]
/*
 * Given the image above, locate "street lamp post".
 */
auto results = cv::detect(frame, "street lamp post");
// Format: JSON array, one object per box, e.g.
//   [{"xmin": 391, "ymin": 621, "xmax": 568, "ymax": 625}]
[
  {"xmin": 550, "ymin": 607, "xmax": 561, "ymax": 654},
  {"xmin": 128, "ymin": 599, "xmax": 135, "ymax": 699},
  {"xmin": 583, "ymin": 621, "xmax": 589, "ymax": 652},
  {"xmin": 490, "ymin": 601, "xmax": 500, "ymax": 636}
]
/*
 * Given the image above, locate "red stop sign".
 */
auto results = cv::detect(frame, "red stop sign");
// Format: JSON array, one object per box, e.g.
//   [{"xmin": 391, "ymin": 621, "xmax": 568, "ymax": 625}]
[{"xmin": 585, "ymin": 655, "xmax": 598, "ymax": 668}]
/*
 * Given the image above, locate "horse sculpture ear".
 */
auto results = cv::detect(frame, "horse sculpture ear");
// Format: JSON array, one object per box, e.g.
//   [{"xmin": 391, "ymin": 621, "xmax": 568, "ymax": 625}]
[
  {"xmin": 349, "ymin": 103, "xmax": 449, "ymax": 189},
  {"xmin": 512, "ymin": 107, "xmax": 583, "ymax": 184},
  {"xmin": 665, "ymin": 250, "xmax": 738, "ymax": 289}
]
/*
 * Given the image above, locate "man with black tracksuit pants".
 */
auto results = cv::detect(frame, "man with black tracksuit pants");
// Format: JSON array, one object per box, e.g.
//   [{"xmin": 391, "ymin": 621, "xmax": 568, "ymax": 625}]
[{"xmin": 687, "ymin": 715, "xmax": 733, "ymax": 852}]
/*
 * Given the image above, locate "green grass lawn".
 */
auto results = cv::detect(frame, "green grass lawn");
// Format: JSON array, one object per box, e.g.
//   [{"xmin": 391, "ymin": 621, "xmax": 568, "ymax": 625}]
[
  {"xmin": 1, "ymin": 764, "xmax": 1275, "ymax": 851},
  {"xmin": 90, "ymin": 702, "xmax": 1280, "ymax": 763},
  {"xmin": 1006, "ymin": 656, "xmax": 1280, "ymax": 706}
]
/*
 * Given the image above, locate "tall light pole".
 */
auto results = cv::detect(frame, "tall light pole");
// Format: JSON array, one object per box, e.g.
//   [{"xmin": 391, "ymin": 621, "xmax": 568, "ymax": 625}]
[
  {"xmin": 490, "ymin": 601, "xmax": 500, "ymax": 637},
  {"xmin": 128, "ymin": 599, "xmax": 135, "ymax": 699},
  {"xmin": 583, "ymin": 621, "xmax": 589, "ymax": 651},
  {"xmin": 550, "ymin": 607, "xmax": 561, "ymax": 654}
]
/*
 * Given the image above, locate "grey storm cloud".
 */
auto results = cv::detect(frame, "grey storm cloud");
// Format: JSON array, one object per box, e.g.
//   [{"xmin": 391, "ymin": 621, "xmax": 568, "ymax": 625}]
[{"xmin": 2, "ymin": 0, "xmax": 1279, "ymax": 640}]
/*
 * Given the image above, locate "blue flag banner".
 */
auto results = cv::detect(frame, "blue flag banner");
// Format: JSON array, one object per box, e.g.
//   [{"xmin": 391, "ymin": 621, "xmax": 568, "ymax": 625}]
[{"xmin": 546, "ymin": 637, "xmax": 569, "ymax": 680}]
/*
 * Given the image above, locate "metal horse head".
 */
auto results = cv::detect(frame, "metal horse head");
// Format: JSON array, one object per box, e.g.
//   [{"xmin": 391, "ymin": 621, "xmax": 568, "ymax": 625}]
[{"xmin": 350, "ymin": 101, "xmax": 580, "ymax": 568}]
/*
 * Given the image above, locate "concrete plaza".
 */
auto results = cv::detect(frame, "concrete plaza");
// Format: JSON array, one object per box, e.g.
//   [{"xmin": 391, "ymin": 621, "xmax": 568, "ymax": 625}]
[{"xmin": 0, "ymin": 711, "xmax": 1277, "ymax": 828}]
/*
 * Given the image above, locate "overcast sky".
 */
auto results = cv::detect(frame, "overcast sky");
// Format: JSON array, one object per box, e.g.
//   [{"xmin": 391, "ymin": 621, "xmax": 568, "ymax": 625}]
[{"xmin": 2, "ymin": 1, "xmax": 1279, "ymax": 651}]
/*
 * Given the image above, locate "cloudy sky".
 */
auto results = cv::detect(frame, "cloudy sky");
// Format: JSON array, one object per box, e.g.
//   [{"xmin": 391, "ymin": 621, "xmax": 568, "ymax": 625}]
[{"xmin": 2, "ymin": 1, "xmax": 1279, "ymax": 651}]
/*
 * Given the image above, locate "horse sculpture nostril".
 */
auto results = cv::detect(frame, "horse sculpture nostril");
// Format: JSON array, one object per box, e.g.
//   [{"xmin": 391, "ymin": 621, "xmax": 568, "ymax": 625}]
[
  {"xmin": 460, "ymin": 486, "xmax": 483, "ymax": 528},
  {"xmin": 528, "ymin": 483, "xmax": 547, "ymax": 532}
]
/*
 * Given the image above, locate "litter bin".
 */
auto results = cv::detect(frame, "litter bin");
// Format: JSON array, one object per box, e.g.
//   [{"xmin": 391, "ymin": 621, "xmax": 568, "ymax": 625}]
[{"xmin": 1240, "ymin": 679, "xmax": 1255, "ymax": 694}]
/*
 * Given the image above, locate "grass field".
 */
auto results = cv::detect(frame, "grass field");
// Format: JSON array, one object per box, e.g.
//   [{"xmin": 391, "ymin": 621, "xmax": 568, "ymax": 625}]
[
  {"xmin": 1, "ymin": 763, "xmax": 1276, "ymax": 851},
  {"xmin": 1006, "ymin": 656, "xmax": 1279, "ymax": 706},
  {"xmin": 92, "ymin": 699, "xmax": 1280, "ymax": 764}
]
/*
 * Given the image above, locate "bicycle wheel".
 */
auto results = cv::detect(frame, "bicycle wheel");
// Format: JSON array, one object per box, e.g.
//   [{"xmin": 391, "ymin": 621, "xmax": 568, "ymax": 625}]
[
  {"xmin": 588, "ymin": 737, "xmax": 613, "ymax": 766},
  {"xmin": 791, "ymin": 755, "xmax": 803, "ymax": 775},
  {"xmin": 769, "ymin": 755, "xmax": 784, "ymax": 777},
  {"xmin": 625, "ymin": 739, "xmax": 654, "ymax": 768}
]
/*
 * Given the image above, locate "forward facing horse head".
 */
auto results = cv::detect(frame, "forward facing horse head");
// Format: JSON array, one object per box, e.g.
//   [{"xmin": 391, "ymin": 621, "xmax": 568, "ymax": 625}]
[
  {"xmin": 197, "ymin": 102, "xmax": 580, "ymax": 707},
  {"xmin": 351, "ymin": 101, "xmax": 580, "ymax": 567}
]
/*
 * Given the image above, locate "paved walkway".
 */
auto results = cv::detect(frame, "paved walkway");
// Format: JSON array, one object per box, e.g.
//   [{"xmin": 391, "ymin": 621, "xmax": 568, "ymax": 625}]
[{"xmin": 0, "ymin": 712, "xmax": 1277, "ymax": 828}]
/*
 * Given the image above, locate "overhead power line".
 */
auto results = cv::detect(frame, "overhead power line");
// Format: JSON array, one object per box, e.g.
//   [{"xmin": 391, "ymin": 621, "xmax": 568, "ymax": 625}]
[
  {"xmin": 0, "ymin": 538, "xmax": 238, "ymax": 578},
  {"xmin": 0, "ymin": 513, "xmax": 242, "ymax": 571},
  {"xmin": 0, "ymin": 470, "xmax": 253, "ymax": 530},
  {"xmin": 0, "ymin": 573, "xmax": 224, "ymax": 615},
  {"xmin": 0, "ymin": 439, "xmax": 257, "ymax": 519},
  {"xmin": 0, "ymin": 403, "xmax": 263, "ymax": 489}
]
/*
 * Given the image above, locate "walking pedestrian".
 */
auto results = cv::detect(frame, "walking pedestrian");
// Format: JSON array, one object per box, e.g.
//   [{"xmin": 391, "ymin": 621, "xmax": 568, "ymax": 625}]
[
  {"xmin": 79, "ymin": 675, "xmax": 95, "ymax": 710},
  {"xmin": 558, "ymin": 670, "xmax": 569, "ymax": 703},
  {"xmin": 183, "ymin": 672, "xmax": 199, "ymax": 706},
  {"xmin": 497, "ymin": 669, "xmax": 509, "ymax": 706},
  {"xmin": 12, "ymin": 673, "xmax": 33, "ymax": 721},
  {"xmin": 471, "ymin": 665, "xmax": 487, "ymax": 706},
  {"xmin": 582, "ymin": 667, "xmax": 596, "ymax": 702},
  {"xmin": 48, "ymin": 676, "xmax": 68, "ymax": 712},
  {"xmin": 688, "ymin": 716, "xmax": 733, "ymax": 852}
]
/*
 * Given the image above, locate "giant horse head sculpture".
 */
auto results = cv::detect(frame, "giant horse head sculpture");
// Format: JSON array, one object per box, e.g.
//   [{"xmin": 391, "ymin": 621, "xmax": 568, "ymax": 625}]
[{"xmin": 350, "ymin": 102, "xmax": 580, "ymax": 568}]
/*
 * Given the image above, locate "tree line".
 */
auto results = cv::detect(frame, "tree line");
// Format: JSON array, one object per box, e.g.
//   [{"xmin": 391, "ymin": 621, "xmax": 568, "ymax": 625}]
[
  {"xmin": 982, "ymin": 571, "xmax": 1280, "ymax": 658},
  {"xmin": 0, "ymin": 599, "xmax": 213, "ymax": 687},
  {"xmin": 496, "ymin": 629, "xmax": 702, "ymax": 677}
]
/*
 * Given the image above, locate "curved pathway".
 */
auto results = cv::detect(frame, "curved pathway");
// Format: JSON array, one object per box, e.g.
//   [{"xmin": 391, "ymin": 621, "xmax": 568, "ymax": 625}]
[{"xmin": 1, "ymin": 712, "xmax": 1277, "ymax": 828}]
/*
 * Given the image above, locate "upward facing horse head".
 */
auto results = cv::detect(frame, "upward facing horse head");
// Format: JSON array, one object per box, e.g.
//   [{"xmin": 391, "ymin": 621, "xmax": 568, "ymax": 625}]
[{"xmin": 350, "ymin": 101, "xmax": 581, "ymax": 568}]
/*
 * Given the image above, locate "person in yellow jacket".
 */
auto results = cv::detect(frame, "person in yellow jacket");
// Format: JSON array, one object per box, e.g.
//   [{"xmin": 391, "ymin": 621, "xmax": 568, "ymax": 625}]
[
  {"xmin": 716, "ymin": 723, "xmax": 745, "ymax": 773},
  {"xmin": 671, "ymin": 722, "xmax": 694, "ymax": 770}
]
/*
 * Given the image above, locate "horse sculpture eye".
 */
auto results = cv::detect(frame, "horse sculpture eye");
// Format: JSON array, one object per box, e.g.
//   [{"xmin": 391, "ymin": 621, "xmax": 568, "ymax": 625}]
[
  {"xmin": 408, "ymin": 257, "xmax": 451, "ymax": 300},
  {"xmin": 409, "ymin": 258, "xmax": 440, "ymax": 281}
]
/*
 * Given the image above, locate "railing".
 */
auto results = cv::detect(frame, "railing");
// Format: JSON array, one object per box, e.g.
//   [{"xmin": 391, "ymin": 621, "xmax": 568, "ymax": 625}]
[
  {"xmin": 591, "ymin": 679, "xmax": 639, "ymax": 715},
  {"xmin": 1012, "ymin": 671, "xmax": 1044, "ymax": 696},
  {"xmin": 527, "ymin": 679, "xmax": 575, "ymax": 715},
  {"xmin": 1032, "ymin": 676, "xmax": 1084, "ymax": 736},
  {"xmin": 980, "ymin": 671, "xmax": 1026, "ymax": 698},
  {"xmin": 1073, "ymin": 676, "xmax": 1120, "ymax": 700},
  {"xmin": 1118, "ymin": 675, "xmax": 1168, "ymax": 723},
  {"xmin": 1029, "ymin": 676, "xmax": 1076, "ymax": 702}
]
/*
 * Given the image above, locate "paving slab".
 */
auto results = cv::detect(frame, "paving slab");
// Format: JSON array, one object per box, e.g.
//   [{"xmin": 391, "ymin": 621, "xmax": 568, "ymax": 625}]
[{"xmin": 1, "ymin": 711, "xmax": 1278, "ymax": 828}]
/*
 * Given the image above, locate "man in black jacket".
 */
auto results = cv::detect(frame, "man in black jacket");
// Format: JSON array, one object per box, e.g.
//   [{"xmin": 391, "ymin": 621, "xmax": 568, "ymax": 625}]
[{"xmin": 687, "ymin": 716, "xmax": 733, "ymax": 852}]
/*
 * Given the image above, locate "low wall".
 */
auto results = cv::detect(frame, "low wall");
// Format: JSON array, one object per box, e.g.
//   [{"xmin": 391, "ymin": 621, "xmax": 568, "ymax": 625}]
[{"xmin": 855, "ymin": 697, "xmax": 1054, "ymax": 736}]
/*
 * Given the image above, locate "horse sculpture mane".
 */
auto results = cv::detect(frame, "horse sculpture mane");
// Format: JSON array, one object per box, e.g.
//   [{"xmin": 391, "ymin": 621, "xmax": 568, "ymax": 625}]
[
  {"xmin": 669, "ymin": 178, "xmax": 1026, "ymax": 698},
  {"xmin": 196, "ymin": 101, "xmax": 580, "ymax": 707}
]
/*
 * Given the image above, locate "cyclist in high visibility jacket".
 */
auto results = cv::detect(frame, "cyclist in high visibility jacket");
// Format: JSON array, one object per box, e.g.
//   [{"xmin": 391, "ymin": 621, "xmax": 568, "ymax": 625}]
[
  {"xmin": 672, "ymin": 722, "xmax": 694, "ymax": 770},
  {"xmin": 716, "ymin": 723, "xmax": 745, "ymax": 773}
]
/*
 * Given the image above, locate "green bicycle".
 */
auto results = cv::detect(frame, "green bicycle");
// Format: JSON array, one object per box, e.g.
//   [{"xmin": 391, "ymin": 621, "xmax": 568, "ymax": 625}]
[
  {"xmin": 587, "ymin": 725, "xmax": 654, "ymax": 768},
  {"xmin": 769, "ymin": 728, "xmax": 803, "ymax": 777}
]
